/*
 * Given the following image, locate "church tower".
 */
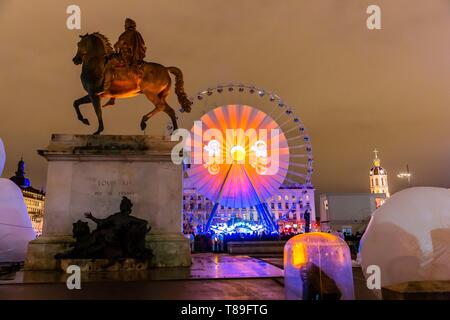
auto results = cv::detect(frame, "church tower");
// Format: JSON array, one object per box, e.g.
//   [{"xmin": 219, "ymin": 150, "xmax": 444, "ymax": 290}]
[
  {"xmin": 369, "ymin": 149, "xmax": 390, "ymax": 197},
  {"xmin": 10, "ymin": 157, "xmax": 31, "ymax": 188}
]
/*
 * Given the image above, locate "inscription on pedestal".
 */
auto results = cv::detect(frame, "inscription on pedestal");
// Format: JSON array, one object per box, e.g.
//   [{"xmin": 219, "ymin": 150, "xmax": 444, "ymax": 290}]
[
  {"xmin": 94, "ymin": 179, "xmax": 134, "ymax": 197},
  {"xmin": 69, "ymin": 162, "xmax": 142, "ymax": 229}
]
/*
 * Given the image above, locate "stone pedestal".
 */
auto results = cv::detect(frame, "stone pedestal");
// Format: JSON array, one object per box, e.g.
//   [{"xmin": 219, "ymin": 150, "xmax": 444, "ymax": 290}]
[
  {"xmin": 382, "ymin": 281, "xmax": 450, "ymax": 300},
  {"xmin": 25, "ymin": 134, "xmax": 191, "ymax": 270}
]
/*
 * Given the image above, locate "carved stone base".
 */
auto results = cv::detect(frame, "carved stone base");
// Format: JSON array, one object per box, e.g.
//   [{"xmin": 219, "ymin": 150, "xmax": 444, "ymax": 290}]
[
  {"xmin": 147, "ymin": 233, "xmax": 191, "ymax": 267},
  {"xmin": 60, "ymin": 258, "xmax": 149, "ymax": 272},
  {"xmin": 24, "ymin": 236, "xmax": 73, "ymax": 271},
  {"xmin": 25, "ymin": 234, "xmax": 192, "ymax": 270},
  {"xmin": 382, "ymin": 281, "xmax": 450, "ymax": 300},
  {"xmin": 24, "ymin": 135, "xmax": 191, "ymax": 271}
]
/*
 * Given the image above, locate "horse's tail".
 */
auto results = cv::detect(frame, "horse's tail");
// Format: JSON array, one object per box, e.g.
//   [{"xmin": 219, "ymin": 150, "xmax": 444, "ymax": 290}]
[{"xmin": 167, "ymin": 66, "xmax": 192, "ymax": 113}]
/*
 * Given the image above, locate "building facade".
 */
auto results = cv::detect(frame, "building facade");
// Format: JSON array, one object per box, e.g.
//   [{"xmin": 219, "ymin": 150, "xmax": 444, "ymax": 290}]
[
  {"xmin": 319, "ymin": 192, "xmax": 386, "ymax": 235},
  {"xmin": 183, "ymin": 180, "xmax": 316, "ymax": 234},
  {"xmin": 318, "ymin": 150, "xmax": 391, "ymax": 235},
  {"xmin": 10, "ymin": 158, "xmax": 45, "ymax": 236}
]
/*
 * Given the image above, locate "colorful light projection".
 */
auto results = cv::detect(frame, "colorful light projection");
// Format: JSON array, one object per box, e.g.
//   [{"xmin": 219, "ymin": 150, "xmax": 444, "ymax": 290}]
[
  {"xmin": 211, "ymin": 221, "xmax": 265, "ymax": 235},
  {"xmin": 187, "ymin": 104, "xmax": 290, "ymax": 209},
  {"xmin": 284, "ymin": 232, "xmax": 354, "ymax": 300}
]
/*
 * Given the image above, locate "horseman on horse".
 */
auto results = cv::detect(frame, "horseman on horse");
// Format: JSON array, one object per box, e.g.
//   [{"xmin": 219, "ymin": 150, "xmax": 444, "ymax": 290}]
[
  {"xmin": 102, "ymin": 18, "xmax": 146, "ymax": 107},
  {"xmin": 72, "ymin": 18, "xmax": 192, "ymax": 135}
]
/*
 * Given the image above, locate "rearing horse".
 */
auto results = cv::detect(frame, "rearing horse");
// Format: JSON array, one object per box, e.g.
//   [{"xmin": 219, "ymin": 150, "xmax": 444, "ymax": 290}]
[{"xmin": 72, "ymin": 33, "xmax": 192, "ymax": 135}]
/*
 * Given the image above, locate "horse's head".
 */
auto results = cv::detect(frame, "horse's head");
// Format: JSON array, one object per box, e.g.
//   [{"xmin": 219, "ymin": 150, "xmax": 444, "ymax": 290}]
[
  {"xmin": 73, "ymin": 32, "xmax": 113, "ymax": 65},
  {"xmin": 73, "ymin": 33, "xmax": 90, "ymax": 65}
]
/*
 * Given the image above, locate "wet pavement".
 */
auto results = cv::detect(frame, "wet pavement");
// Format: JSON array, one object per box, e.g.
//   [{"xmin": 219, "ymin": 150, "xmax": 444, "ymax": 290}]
[
  {"xmin": 0, "ymin": 278, "xmax": 285, "ymax": 300},
  {"xmin": 0, "ymin": 254, "xmax": 283, "ymax": 284},
  {"xmin": 0, "ymin": 253, "xmax": 376, "ymax": 300}
]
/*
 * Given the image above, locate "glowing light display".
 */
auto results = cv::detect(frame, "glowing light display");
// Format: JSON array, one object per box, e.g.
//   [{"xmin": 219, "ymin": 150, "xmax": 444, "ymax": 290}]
[
  {"xmin": 187, "ymin": 104, "xmax": 290, "ymax": 209},
  {"xmin": 211, "ymin": 221, "xmax": 265, "ymax": 235},
  {"xmin": 183, "ymin": 83, "xmax": 314, "ymax": 234},
  {"xmin": 284, "ymin": 232, "xmax": 354, "ymax": 300}
]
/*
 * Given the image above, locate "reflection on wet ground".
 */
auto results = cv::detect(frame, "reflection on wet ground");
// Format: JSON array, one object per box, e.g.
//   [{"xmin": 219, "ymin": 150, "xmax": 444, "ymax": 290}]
[
  {"xmin": 0, "ymin": 278, "xmax": 286, "ymax": 300},
  {"xmin": 0, "ymin": 253, "xmax": 283, "ymax": 284},
  {"xmin": 0, "ymin": 253, "xmax": 376, "ymax": 299},
  {"xmin": 190, "ymin": 254, "xmax": 283, "ymax": 279},
  {"xmin": 0, "ymin": 253, "xmax": 285, "ymax": 300}
]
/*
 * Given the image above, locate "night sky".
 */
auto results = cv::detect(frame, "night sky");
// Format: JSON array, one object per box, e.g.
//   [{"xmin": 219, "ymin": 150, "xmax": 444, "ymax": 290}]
[{"xmin": 0, "ymin": 0, "xmax": 449, "ymax": 196}]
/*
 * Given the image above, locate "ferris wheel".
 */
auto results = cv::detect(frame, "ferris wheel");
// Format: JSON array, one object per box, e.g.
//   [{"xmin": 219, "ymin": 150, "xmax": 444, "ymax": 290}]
[{"xmin": 181, "ymin": 83, "xmax": 313, "ymax": 233}]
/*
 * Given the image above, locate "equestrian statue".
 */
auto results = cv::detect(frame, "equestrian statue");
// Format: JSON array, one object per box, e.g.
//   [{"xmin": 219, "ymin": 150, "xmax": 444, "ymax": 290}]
[{"xmin": 72, "ymin": 18, "xmax": 192, "ymax": 135}]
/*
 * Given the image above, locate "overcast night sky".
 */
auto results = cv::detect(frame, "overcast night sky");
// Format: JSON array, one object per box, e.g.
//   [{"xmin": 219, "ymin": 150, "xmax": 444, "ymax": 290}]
[{"xmin": 0, "ymin": 0, "xmax": 449, "ymax": 196}]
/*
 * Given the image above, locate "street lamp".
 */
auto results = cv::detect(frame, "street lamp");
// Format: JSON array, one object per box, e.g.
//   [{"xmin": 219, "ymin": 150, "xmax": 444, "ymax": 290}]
[{"xmin": 397, "ymin": 164, "xmax": 412, "ymax": 186}]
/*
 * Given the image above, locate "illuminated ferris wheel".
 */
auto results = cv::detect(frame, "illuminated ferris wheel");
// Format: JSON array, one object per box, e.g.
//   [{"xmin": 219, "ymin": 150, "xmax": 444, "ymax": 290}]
[{"xmin": 182, "ymin": 83, "xmax": 313, "ymax": 233}]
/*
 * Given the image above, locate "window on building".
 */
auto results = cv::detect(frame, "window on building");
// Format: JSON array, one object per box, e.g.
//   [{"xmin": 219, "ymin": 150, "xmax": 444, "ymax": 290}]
[
  {"xmin": 278, "ymin": 203, "xmax": 282, "ymax": 210},
  {"xmin": 285, "ymin": 203, "xmax": 289, "ymax": 209},
  {"xmin": 271, "ymin": 203, "xmax": 275, "ymax": 209},
  {"xmin": 375, "ymin": 198, "xmax": 385, "ymax": 208}
]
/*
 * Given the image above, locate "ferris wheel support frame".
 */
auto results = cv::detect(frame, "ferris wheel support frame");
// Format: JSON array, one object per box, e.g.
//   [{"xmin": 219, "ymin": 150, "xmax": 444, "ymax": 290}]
[{"xmin": 204, "ymin": 162, "xmax": 279, "ymax": 234}]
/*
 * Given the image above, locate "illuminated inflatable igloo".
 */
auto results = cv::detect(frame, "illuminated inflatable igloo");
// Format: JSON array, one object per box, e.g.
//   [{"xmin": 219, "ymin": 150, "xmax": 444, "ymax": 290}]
[
  {"xmin": 360, "ymin": 187, "xmax": 450, "ymax": 295},
  {"xmin": 284, "ymin": 232, "xmax": 354, "ymax": 300},
  {"xmin": 0, "ymin": 138, "xmax": 36, "ymax": 263}
]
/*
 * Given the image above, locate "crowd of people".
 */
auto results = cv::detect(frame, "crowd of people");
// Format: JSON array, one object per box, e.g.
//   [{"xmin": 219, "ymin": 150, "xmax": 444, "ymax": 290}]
[
  {"xmin": 188, "ymin": 231, "xmax": 299, "ymax": 253},
  {"xmin": 184, "ymin": 229, "xmax": 365, "ymax": 255}
]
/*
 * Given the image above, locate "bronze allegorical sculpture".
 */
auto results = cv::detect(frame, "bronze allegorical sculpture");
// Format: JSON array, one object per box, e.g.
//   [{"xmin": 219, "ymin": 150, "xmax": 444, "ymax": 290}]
[
  {"xmin": 56, "ymin": 196, "xmax": 152, "ymax": 260},
  {"xmin": 72, "ymin": 18, "xmax": 192, "ymax": 135}
]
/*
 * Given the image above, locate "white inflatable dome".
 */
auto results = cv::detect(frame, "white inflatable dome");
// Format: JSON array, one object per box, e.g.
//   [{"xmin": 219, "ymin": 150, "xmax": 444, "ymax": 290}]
[
  {"xmin": 360, "ymin": 187, "xmax": 450, "ymax": 292},
  {"xmin": 0, "ymin": 138, "xmax": 35, "ymax": 263},
  {"xmin": 0, "ymin": 138, "xmax": 4, "ymax": 176}
]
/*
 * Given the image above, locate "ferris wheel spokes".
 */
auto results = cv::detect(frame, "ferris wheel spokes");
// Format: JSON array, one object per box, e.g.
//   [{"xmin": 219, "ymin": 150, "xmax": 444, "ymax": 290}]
[{"xmin": 185, "ymin": 84, "xmax": 314, "ymax": 234}]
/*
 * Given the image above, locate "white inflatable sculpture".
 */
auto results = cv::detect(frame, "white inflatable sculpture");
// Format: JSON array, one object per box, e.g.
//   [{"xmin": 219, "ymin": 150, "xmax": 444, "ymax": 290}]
[
  {"xmin": 360, "ymin": 187, "xmax": 450, "ymax": 294},
  {"xmin": 0, "ymin": 138, "xmax": 35, "ymax": 263}
]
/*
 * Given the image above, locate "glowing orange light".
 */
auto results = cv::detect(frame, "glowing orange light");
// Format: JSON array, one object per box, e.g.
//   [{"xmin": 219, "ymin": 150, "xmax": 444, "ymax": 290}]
[
  {"xmin": 292, "ymin": 244, "xmax": 307, "ymax": 267},
  {"xmin": 188, "ymin": 104, "xmax": 289, "ymax": 208},
  {"xmin": 230, "ymin": 145, "xmax": 246, "ymax": 162}
]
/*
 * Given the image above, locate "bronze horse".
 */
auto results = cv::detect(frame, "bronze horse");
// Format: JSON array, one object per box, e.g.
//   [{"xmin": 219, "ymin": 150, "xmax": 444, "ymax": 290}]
[{"xmin": 72, "ymin": 33, "xmax": 192, "ymax": 135}]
